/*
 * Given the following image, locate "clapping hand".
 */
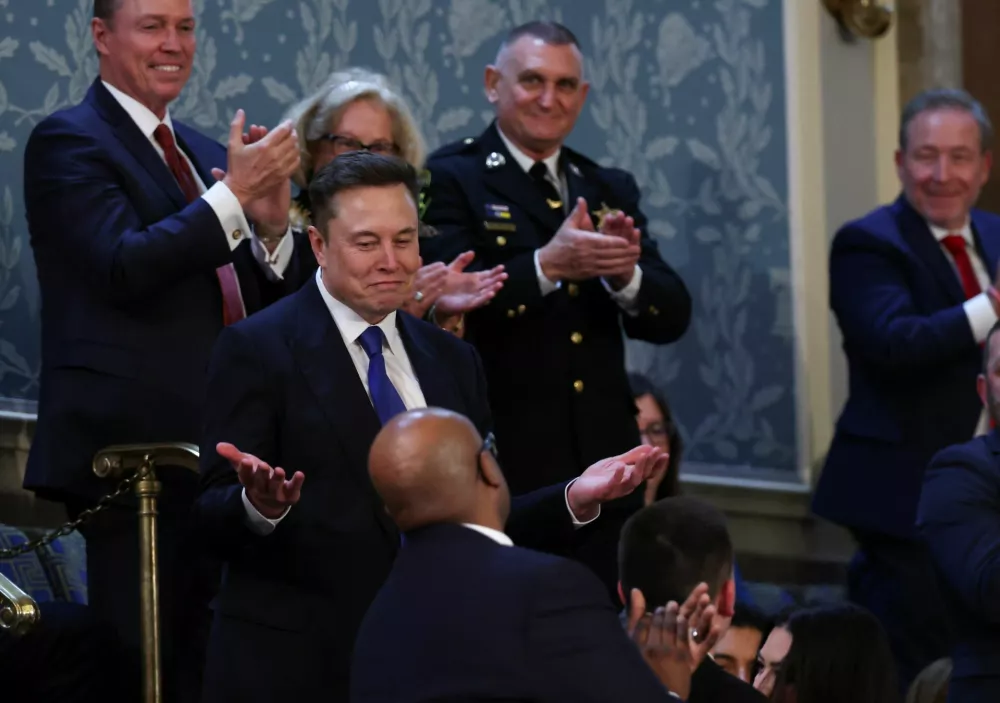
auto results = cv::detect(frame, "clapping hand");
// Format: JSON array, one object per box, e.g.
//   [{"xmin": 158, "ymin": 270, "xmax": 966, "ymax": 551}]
[
  {"xmin": 597, "ymin": 210, "xmax": 641, "ymax": 290},
  {"xmin": 433, "ymin": 250, "xmax": 507, "ymax": 316},
  {"xmin": 536, "ymin": 198, "xmax": 641, "ymax": 284},
  {"xmin": 216, "ymin": 442, "xmax": 304, "ymax": 519}
]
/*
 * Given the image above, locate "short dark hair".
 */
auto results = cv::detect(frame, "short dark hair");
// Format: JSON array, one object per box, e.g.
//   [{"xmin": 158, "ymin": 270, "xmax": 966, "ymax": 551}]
[
  {"xmin": 774, "ymin": 603, "xmax": 897, "ymax": 703},
  {"xmin": 618, "ymin": 497, "xmax": 733, "ymax": 608},
  {"xmin": 501, "ymin": 21, "xmax": 580, "ymax": 51},
  {"xmin": 628, "ymin": 372, "xmax": 682, "ymax": 499},
  {"xmin": 984, "ymin": 319, "xmax": 1000, "ymax": 374},
  {"xmin": 307, "ymin": 151, "xmax": 420, "ymax": 240},
  {"xmin": 899, "ymin": 88, "xmax": 993, "ymax": 152},
  {"xmin": 93, "ymin": 0, "xmax": 122, "ymax": 22},
  {"xmin": 730, "ymin": 603, "xmax": 770, "ymax": 635}
]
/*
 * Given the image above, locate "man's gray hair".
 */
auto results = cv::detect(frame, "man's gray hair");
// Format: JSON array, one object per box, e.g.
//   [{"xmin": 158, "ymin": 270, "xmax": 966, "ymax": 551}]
[{"xmin": 899, "ymin": 88, "xmax": 994, "ymax": 153}]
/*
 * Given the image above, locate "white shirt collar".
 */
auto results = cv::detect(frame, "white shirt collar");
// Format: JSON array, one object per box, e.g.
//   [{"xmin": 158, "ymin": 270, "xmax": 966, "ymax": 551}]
[
  {"xmin": 102, "ymin": 80, "xmax": 174, "ymax": 139},
  {"xmin": 495, "ymin": 124, "xmax": 561, "ymax": 183},
  {"xmin": 314, "ymin": 269, "xmax": 403, "ymax": 357},
  {"xmin": 461, "ymin": 523, "xmax": 513, "ymax": 547},
  {"xmin": 928, "ymin": 219, "xmax": 973, "ymax": 245}
]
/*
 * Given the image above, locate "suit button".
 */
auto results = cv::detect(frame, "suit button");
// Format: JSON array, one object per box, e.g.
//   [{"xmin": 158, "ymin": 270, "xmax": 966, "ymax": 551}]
[
  {"xmin": 231, "ymin": 229, "xmax": 243, "ymax": 241},
  {"xmin": 573, "ymin": 379, "xmax": 584, "ymax": 393},
  {"xmin": 496, "ymin": 235, "xmax": 507, "ymax": 246},
  {"xmin": 567, "ymin": 283, "xmax": 579, "ymax": 297},
  {"xmin": 517, "ymin": 304, "xmax": 526, "ymax": 315},
  {"xmin": 648, "ymin": 305, "xmax": 660, "ymax": 316},
  {"xmin": 506, "ymin": 309, "xmax": 516, "ymax": 318},
  {"xmin": 570, "ymin": 332, "xmax": 583, "ymax": 344}
]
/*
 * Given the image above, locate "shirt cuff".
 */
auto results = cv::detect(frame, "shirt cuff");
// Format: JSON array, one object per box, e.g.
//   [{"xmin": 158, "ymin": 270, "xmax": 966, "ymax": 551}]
[
  {"xmin": 202, "ymin": 181, "xmax": 253, "ymax": 253},
  {"xmin": 249, "ymin": 224, "xmax": 295, "ymax": 281},
  {"xmin": 964, "ymin": 292, "xmax": 998, "ymax": 343},
  {"xmin": 564, "ymin": 478, "xmax": 600, "ymax": 527},
  {"xmin": 241, "ymin": 487, "xmax": 290, "ymax": 535},
  {"xmin": 534, "ymin": 249, "xmax": 560, "ymax": 296},
  {"xmin": 602, "ymin": 265, "xmax": 643, "ymax": 316}
]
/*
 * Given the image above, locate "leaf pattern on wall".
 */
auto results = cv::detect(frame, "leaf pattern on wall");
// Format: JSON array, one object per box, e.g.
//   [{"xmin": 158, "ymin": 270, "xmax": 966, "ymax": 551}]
[{"xmin": 0, "ymin": 0, "xmax": 795, "ymax": 473}]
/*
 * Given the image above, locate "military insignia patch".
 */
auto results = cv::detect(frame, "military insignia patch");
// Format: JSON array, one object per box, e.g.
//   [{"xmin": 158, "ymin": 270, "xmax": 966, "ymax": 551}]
[
  {"xmin": 485, "ymin": 203, "xmax": 511, "ymax": 220},
  {"xmin": 485, "ymin": 152, "xmax": 506, "ymax": 169}
]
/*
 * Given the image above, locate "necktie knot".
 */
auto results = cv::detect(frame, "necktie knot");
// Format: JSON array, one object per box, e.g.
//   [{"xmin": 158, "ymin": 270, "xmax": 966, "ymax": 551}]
[
  {"xmin": 359, "ymin": 326, "xmax": 386, "ymax": 359},
  {"xmin": 529, "ymin": 161, "xmax": 549, "ymax": 182},
  {"xmin": 153, "ymin": 123, "xmax": 175, "ymax": 151},
  {"xmin": 941, "ymin": 233, "xmax": 967, "ymax": 257}
]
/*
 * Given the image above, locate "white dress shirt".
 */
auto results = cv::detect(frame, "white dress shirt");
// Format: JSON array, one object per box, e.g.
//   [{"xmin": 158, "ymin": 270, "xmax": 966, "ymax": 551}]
[
  {"xmin": 102, "ymin": 81, "xmax": 294, "ymax": 280},
  {"xmin": 243, "ymin": 270, "xmax": 599, "ymax": 532},
  {"xmin": 461, "ymin": 523, "xmax": 514, "ymax": 546},
  {"xmin": 494, "ymin": 126, "xmax": 642, "ymax": 313},
  {"xmin": 928, "ymin": 221, "xmax": 995, "ymax": 437}
]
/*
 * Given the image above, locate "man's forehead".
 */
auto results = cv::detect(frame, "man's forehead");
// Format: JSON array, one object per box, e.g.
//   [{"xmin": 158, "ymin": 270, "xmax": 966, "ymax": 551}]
[{"xmin": 503, "ymin": 38, "xmax": 582, "ymax": 75}]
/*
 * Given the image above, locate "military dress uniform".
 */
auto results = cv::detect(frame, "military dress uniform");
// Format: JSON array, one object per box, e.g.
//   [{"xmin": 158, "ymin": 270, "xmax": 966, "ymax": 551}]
[{"xmin": 421, "ymin": 122, "xmax": 691, "ymax": 594}]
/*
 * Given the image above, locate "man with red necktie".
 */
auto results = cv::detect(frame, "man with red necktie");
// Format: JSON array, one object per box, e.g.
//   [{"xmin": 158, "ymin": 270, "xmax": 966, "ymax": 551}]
[
  {"xmin": 20, "ymin": 1, "xmax": 311, "ymax": 700},
  {"xmin": 813, "ymin": 88, "xmax": 1000, "ymax": 695}
]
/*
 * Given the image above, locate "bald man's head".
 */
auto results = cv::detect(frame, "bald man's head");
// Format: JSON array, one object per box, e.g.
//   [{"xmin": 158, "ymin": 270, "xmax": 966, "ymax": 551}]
[{"xmin": 368, "ymin": 408, "xmax": 510, "ymax": 532}]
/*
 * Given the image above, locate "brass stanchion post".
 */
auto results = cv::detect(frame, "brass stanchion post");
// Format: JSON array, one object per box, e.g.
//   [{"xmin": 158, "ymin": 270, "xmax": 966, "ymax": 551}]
[{"xmin": 135, "ymin": 458, "xmax": 162, "ymax": 703}]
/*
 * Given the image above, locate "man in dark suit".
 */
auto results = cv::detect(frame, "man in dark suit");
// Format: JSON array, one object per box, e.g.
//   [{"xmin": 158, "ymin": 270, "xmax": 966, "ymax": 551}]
[
  {"xmin": 421, "ymin": 20, "xmax": 691, "ymax": 597},
  {"xmin": 812, "ymin": 88, "xmax": 1000, "ymax": 691},
  {"xmin": 918, "ymin": 320, "xmax": 1000, "ymax": 703},
  {"xmin": 196, "ymin": 151, "xmax": 666, "ymax": 702},
  {"xmin": 617, "ymin": 498, "xmax": 767, "ymax": 703},
  {"xmin": 352, "ymin": 407, "xmax": 694, "ymax": 703},
  {"xmin": 21, "ymin": 0, "xmax": 305, "ymax": 697}
]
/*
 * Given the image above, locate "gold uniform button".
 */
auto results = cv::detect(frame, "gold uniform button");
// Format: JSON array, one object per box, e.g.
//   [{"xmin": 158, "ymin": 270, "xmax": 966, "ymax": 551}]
[
  {"xmin": 648, "ymin": 305, "xmax": 660, "ymax": 316},
  {"xmin": 573, "ymin": 379, "xmax": 584, "ymax": 393},
  {"xmin": 506, "ymin": 309, "xmax": 516, "ymax": 318},
  {"xmin": 567, "ymin": 283, "xmax": 579, "ymax": 297},
  {"xmin": 517, "ymin": 304, "xmax": 526, "ymax": 315},
  {"xmin": 496, "ymin": 235, "xmax": 507, "ymax": 246},
  {"xmin": 231, "ymin": 229, "xmax": 243, "ymax": 241},
  {"xmin": 570, "ymin": 332, "xmax": 583, "ymax": 344}
]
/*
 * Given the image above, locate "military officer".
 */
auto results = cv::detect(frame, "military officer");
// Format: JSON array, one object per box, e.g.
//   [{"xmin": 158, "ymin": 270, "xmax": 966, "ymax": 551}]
[{"xmin": 421, "ymin": 20, "xmax": 691, "ymax": 597}]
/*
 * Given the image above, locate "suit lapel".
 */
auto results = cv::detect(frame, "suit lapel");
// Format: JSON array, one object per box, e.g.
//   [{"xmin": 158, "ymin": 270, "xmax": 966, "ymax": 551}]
[
  {"xmin": 894, "ymin": 196, "xmax": 965, "ymax": 304},
  {"xmin": 971, "ymin": 209, "xmax": 1000, "ymax": 281},
  {"xmin": 987, "ymin": 428, "xmax": 1000, "ymax": 455},
  {"xmin": 289, "ymin": 283, "xmax": 399, "ymax": 542},
  {"xmin": 173, "ymin": 124, "xmax": 221, "ymax": 190},
  {"xmin": 87, "ymin": 79, "xmax": 189, "ymax": 210},
  {"xmin": 397, "ymin": 314, "xmax": 462, "ymax": 411},
  {"xmin": 480, "ymin": 123, "xmax": 564, "ymax": 239},
  {"xmin": 563, "ymin": 154, "xmax": 606, "ymax": 227}
]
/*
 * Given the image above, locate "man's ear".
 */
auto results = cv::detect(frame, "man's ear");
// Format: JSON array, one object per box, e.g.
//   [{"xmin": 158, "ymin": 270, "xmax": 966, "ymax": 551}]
[
  {"xmin": 717, "ymin": 578, "xmax": 736, "ymax": 618},
  {"xmin": 484, "ymin": 65, "xmax": 500, "ymax": 104},
  {"xmin": 617, "ymin": 581, "xmax": 625, "ymax": 606},
  {"xmin": 978, "ymin": 373, "xmax": 988, "ymax": 408},
  {"xmin": 478, "ymin": 453, "xmax": 505, "ymax": 490},
  {"xmin": 91, "ymin": 18, "xmax": 112, "ymax": 57},
  {"xmin": 308, "ymin": 225, "xmax": 326, "ymax": 268}
]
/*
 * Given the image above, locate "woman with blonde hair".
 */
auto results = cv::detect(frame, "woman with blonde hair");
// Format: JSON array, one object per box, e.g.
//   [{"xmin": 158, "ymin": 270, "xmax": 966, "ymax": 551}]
[{"xmin": 282, "ymin": 68, "xmax": 504, "ymax": 333}]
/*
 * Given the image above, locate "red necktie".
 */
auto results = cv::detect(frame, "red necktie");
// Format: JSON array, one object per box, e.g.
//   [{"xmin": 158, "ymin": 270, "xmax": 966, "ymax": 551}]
[
  {"xmin": 153, "ymin": 124, "xmax": 246, "ymax": 326},
  {"xmin": 941, "ymin": 234, "xmax": 982, "ymax": 300}
]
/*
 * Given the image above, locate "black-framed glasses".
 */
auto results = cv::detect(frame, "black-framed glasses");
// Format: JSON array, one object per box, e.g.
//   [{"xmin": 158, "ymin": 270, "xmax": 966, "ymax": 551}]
[
  {"xmin": 639, "ymin": 423, "xmax": 668, "ymax": 438},
  {"xmin": 319, "ymin": 134, "xmax": 400, "ymax": 156}
]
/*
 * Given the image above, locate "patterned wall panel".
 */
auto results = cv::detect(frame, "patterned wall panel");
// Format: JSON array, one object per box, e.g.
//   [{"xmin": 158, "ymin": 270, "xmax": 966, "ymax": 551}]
[{"xmin": 0, "ymin": 0, "xmax": 795, "ymax": 477}]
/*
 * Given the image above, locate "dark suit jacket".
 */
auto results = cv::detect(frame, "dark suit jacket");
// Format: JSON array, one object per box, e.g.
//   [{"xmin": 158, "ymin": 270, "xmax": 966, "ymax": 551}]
[
  {"xmin": 22, "ymin": 78, "xmax": 312, "ymax": 502},
  {"xmin": 421, "ymin": 122, "xmax": 691, "ymax": 492},
  {"xmin": 196, "ymin": 281, "xmax": 583, "ymax": 703},
  {"xmin": 813, "ymin": 195, "xmax": 1000, "ymax": 538},
  {"xmin": 689, "ymin": 658, "xmax": 766, "ymax": 703},
  {"xmin": 918, "ymin": 430, "xmax": 1000, "ymax": 695},
  {"xmin": 350, "ymin": 522, "xmax": 674, "ymax": 703}
]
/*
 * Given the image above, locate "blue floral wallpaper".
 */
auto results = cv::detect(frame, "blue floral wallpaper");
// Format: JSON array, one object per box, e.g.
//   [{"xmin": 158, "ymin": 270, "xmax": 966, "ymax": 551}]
[{"xmin": 0, "ymin": 0, "xmax": 795, "ymax": 477}]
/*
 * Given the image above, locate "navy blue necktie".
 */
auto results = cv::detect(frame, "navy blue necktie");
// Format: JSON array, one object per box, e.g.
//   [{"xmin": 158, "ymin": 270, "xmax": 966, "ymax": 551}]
[{"xmin": 358, "ymin": 326, "xmax": 407, "ymax": 425}]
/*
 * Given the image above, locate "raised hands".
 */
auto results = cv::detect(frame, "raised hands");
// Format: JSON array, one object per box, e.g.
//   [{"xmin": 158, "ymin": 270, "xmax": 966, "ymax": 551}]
[
  {"xmin": 566, "ymin": 444, "xmax": 669, "ymax": 521},
  {"xmin": 536, "ymin": 198, "xmax": 642, "ymax": 287},
  {"xmin": 217, "ymin": 110, "xmax": 299, "ymax": 240},
  {"xmin": 626, "ymin": 585, "xmax": 720, "ymax": 699},
  {"xmin": 216, "ymin": 442, "xmax": 304, "ymax": 519},
  {"xmin": 434, "ymin": 250, "xmax": 507, "ymax": 317}
]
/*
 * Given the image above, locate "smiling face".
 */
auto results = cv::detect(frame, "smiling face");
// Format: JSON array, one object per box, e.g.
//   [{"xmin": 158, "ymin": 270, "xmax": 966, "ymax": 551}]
[
  {"xmin": 309, "ymin": 183, "xmax": 421, "ymax": 324},
  {"xmin": 310, "ymin": 98, "xmax": 398, "ymax": 176},
  {"xmin": 92, "ymin": 0, "xmax": 195, "ymax": 119},
  {"xmin": 485, "ymin": 35, "xmax": 589, "ymax": 160},
  {"xmin": 896, "ymin": 107, "xmax": 992, "ymax": 231}
]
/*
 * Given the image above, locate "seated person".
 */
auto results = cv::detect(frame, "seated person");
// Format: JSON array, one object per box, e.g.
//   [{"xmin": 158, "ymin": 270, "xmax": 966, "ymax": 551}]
[
  {"xmin": 709, "ymin": 603, "xmax": 770, "ymax": 684},
  {"xmin": 351, "ymin": 407, "xmax": 692, "ymax": 702},
  {"xmin": 618, "ymin": 497, "xmax": 767, "ymax": 703},
  {"xmin": 754, "ymin": 603, "xmax": 897, "ymax": 703}
]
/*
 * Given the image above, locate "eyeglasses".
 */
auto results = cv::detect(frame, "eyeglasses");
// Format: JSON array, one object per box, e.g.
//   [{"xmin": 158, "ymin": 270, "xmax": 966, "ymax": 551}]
[
  {"xmin": 639, "ymin": 423, "xmax": 668, "ymax": 438},
  {"xmin": 319, "ymin": 134, "xmax": 400, "ymax": 156},
  {"xmin": 480, "ymin": 432, "xmax": 498, "ymax": 460}
]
